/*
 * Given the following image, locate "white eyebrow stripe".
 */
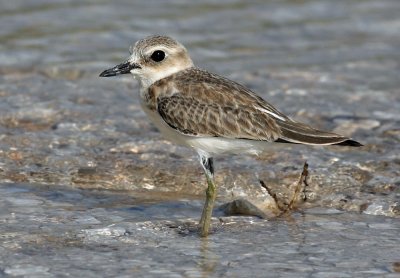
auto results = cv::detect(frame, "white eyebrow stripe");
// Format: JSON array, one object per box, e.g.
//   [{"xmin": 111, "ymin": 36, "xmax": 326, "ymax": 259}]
[
  {"xmin": 143, "ymin": 46, "xmax": 171, "ymax": 56},
  {"xmin": 254, "ymin": 107, "xmax": 286, "ymax": 121}
]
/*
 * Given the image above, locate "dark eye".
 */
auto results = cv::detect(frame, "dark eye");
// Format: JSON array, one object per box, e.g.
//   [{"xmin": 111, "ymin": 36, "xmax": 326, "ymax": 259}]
[{"xmin": 150, "ymin": 50, "xmax": 165, "ymax": 62}]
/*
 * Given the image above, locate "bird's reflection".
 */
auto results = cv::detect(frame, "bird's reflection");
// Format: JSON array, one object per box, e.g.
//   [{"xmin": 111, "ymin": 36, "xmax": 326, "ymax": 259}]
[{"xmin": 198, "ymin": 237, "xmax": 219, "ymax": 277}]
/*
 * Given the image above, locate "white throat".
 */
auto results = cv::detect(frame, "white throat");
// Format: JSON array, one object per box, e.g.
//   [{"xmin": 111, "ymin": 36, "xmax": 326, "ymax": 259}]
[{"xmin": 132, "ymin": 64, "xmax": 190, "ymax": 89}]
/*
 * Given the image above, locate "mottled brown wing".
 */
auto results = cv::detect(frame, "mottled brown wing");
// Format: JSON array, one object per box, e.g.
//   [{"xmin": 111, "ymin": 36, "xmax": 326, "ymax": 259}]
[
  {"xmin": 150, "ymin": 68, "xmax": 362, "ymax": 146},
  {"xmin": 168, "ymin": 68, "xmax": 290, "ymax": 123},
  {"xmin": 157, "ymin": 94, "xmax": 281, "ymax": 141}
]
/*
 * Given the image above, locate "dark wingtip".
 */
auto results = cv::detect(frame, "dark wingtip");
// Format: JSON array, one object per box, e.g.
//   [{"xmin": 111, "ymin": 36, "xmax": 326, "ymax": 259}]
[
  {"xmin": 335, "ymin": 139, "xmax": 363, "ymax": 147},
  {"xmin": 275, "ymin": 137, "xmax": 363, "ymax": 147},
  {"xmin": 275, "ymin": 138, "xmax": 297, "ymax": 144}
]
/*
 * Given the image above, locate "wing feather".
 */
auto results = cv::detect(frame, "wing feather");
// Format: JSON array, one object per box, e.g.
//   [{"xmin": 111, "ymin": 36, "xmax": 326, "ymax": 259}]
[
  {"xmin": 157, "ymin": 94, "xmax": 281, "ymax": 141},
  {"xmin": 277, "ymin": 120, "xmax": 352, "ymax": 145},
  {"xmin": 148, "ymin": 67, "xmax": 362, "ymax": 147}
]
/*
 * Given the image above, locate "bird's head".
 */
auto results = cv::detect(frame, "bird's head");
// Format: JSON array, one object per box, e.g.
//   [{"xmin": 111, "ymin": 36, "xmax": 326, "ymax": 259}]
[{"xmin": 99, "ymin": 35, "xmax": 193, "ymax": 88}]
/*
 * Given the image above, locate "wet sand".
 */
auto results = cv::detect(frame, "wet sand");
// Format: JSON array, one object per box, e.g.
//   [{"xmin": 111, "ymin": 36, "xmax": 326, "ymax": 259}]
[{"xmin": 0, "ymin": 0, "xmax": 399, "ymax": 276}]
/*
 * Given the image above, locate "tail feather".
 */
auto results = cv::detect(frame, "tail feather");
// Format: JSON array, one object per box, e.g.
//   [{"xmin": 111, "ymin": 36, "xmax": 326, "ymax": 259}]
[{"xmin": 276, "ymin": 120, "xmax": 363, "ymax": 147}]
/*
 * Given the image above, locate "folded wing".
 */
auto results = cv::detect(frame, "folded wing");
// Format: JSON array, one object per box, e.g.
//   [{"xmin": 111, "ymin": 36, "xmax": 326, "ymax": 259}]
[
  {"xmin": 276, "ymin": 120, "xmax": 362, "ymax": 146},
  {"xmin": 157, "ymin": 94, "xmax": 281, "ymax": 142},
  {"xmin": 151, "ymin": 67, "xmax": 362, "ymax": 147}
]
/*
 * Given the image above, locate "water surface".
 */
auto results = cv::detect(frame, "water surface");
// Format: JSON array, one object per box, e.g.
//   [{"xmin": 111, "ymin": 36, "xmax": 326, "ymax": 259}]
[{"xmin": 0, "ymin": 0, "xmax": 399, "ymax": 276}]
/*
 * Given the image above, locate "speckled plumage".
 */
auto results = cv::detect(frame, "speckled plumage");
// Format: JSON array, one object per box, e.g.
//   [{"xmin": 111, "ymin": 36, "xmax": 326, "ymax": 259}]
[
  {"xmin": 145, "ymin": 67, "xmax": 359, "ymax": 146},
  {"xmin": 147, "ymin": 67, "xmax": 282, "ymax": 141}
]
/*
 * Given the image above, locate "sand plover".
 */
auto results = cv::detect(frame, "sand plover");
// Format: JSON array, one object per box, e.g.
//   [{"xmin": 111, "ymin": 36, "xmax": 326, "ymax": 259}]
[{"xmin": 100, "ymin": 35, "xmax": 362, "ymax": 237}]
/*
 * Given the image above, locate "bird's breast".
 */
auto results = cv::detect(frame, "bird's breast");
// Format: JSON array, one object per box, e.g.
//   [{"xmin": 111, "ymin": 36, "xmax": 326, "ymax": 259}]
[{"xmin": 139, "ymin": 88, "xmax": 190, "ymax": 146}]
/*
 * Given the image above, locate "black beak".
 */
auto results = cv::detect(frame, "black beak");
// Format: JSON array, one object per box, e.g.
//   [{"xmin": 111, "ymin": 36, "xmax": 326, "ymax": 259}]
[{"xmin": 99, "ymin": 61, "xmax": 141, "ymax": 77}]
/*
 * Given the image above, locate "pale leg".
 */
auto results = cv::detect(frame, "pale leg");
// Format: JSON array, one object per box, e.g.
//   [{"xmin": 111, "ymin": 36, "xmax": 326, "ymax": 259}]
[{"xmin": 198, "ymin": 155, "xmax": 216, "ymax": 237}]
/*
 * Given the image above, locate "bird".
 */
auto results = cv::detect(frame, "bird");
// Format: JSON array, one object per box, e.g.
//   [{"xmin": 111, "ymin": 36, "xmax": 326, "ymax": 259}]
[{"xmin": 99, "ymin": 35, "xmax": 362, "ymax": 237}]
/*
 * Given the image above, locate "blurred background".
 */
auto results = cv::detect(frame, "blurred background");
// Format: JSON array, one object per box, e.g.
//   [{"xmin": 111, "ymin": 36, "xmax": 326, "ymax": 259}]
[{"xmin": 0, "ymin": 0, "xmax": 399, "ymax": 277}]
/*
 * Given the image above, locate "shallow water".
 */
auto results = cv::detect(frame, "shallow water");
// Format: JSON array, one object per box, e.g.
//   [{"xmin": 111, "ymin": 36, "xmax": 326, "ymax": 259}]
[
  {"xmin": 1, "ymin": 182, "xmax": 399, "ymax": 277},
  {"xmin": 0, "ymin": 0, "xmax": 399, "ymax": 276}
]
